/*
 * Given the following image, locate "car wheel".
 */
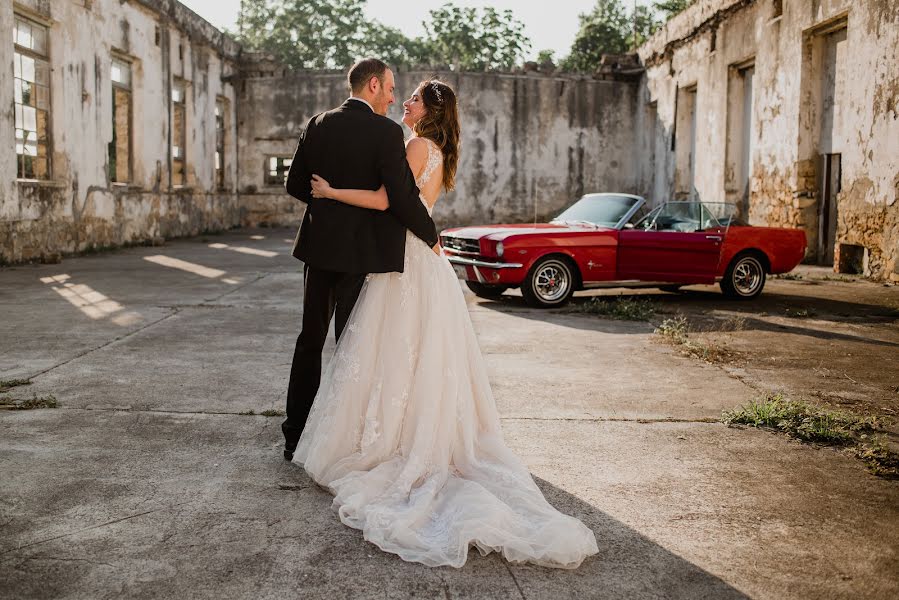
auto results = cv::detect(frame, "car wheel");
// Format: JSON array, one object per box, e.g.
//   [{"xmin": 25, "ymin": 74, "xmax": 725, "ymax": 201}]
[
  {"xmin": 521, "ymin": 256, "xmax": 576, "ymax": 308},
  {"xmin": 720, "ymin": 253, "xmax": 766, "ymax": 299},
  {"xmin": 465, "ymin": 281, "xmax": 508, "ymax": 299},
  {"xmin": 659, "ymin": 285, "xmax": 684, "ymax": 293}
]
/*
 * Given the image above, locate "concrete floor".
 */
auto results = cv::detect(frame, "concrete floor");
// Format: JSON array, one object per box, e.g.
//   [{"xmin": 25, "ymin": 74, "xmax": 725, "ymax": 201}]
[{"xmin": 1, "ymin": 228, "xmax": 897, "ymax": 600}]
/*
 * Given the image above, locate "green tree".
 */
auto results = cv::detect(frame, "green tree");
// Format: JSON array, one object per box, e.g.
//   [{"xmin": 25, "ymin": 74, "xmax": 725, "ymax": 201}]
[
  {"xmin": 422, "ymin": 4, "xmax": 531, "ymax": 71},
  {"xmin": 560, "ymin": 0, "xmax": 661, "ymax": 72},
  {"xmin": 628, "ymin": 4, "xmax": 661, "ymax": 48},
  {"xmin": 236, "ymin": 1, "xmax": 532, "ymax": 72},
  {"xmin": 560, "ymin": 0, "xmax": 631, "ymax": 72},
  {"xmin": 361, "ymin": 22, "xmax": 432, "ymax": 69},
  {"xmin": 654, "ymin": 0, "xmax": 694, "ymax": 20},
  {"xmin": 536, "ymin": 49, "xmax": 556, "ymax": 65},
  {"xmin": 236, "ymin": 0, "xmax": 367, "ymax": 69}
]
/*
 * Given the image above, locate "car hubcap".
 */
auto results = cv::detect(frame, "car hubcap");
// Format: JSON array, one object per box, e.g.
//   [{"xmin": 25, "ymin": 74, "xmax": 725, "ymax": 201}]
[
  {"xmin": 534, "ymin": 262, "xmax": 570, "ymax": 302},
  {"xmin": 733, "ymin": 258, "xmax": 762, "ymax": 295}
]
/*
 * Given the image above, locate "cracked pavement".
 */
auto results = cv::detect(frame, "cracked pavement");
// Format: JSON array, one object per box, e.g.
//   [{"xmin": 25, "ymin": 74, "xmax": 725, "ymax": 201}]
[{"xmin": 1, "ymin": 228, "xmax": 897, "ymax": 599}]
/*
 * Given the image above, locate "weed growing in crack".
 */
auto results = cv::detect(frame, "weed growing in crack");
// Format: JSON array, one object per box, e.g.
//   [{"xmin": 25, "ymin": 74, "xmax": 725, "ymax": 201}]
[
  {"xmin": 655, "ymin": 316, "xmax": 735, "ymax": 363},
  {"xmin": 718, "ymin": 315, "xmax": 747, "ymax": 332},
  {"xmin": 0, "ymin": 394, "xmax": 58, "ymax": 410},
  {"xmin": 723, "ymin": 393, "xmax": 898, "ymax": 478},
  {"xmin": 566, "ymin": 297, "xmax": 656, "ymax": 321},
  {"xmin": 238, "ymin": 409, "xmax": 286, "ymax": 417},
  {"xmin": 774, "ymin": 272, "xmax": 803, "ymax": 281},
  {"xmin": 856, "ymin": 439, "xmax": 899, "ymax": 479},
  {"xmin": 785, "ymin": 307, "xmax": 817, "ymax": 318},
  {"xmin": 0, "ymin": 379, "xmax": 31, "ymax": 393}
]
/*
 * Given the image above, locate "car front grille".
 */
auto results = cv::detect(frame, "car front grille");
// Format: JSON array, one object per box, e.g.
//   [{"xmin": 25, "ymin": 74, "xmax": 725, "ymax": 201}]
[{"xmin": 441, "ymin": 236, "xmax": 480, "ymax": 254}]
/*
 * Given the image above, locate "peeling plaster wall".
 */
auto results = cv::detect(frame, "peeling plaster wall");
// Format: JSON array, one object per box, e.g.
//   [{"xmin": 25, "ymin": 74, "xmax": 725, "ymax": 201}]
[
  {"xmin": 638, "ymin": 0, "xmax": 899, "ymax": 280},
  {"xmin": 0, "ymin": 0, "xmax": 240, "ymax": 264},
  {"xmin": 236, "ymin": 66, "xmax": 642, "ymax": 230}
]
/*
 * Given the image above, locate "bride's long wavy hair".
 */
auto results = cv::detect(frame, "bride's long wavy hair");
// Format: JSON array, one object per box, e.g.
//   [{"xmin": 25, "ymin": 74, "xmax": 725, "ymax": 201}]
[{"xmin": 412, "ymin": 79, "xmax": 460, "ymax": 192}]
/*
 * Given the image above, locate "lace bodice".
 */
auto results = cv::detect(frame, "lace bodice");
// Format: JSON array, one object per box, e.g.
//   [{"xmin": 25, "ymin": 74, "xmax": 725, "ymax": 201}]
[{"xmin": 414, "ymin": 137, "xmax": 443, "ymax": 215}]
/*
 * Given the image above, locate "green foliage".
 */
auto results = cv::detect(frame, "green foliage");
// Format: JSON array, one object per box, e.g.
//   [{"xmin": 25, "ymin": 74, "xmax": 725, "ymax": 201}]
[
  {"xmin": 566, "ymin": 296, "xmax": 656, "ymax": 321},
  {"xmin": 236, "ymin": 0, "xmax": 367, "ymax": 69},
  {"xmin": 723, "ymin": 394, "xmax": 881, "ymax": 444},
  {"xmin": 724, "ymin": 394, "xmax": 899, "ymax": 478},
  {"xmin": 361, "ymin": 22, "xmax": 433, "ymax": 69},
  {"xmin": 235, "ymin": 1, "xmax": 532, "ymax": 71},
  {"xmin": 536, "ymin": 49, "xmax": 556, "ymax": 65},
  {"xmin": 0, "ymin": 394, "xmax": 58, "ymax": 410},
  {"xmin": 422, "ymin": 4, "xmax": 531, "ymax": 70},
  {"xmin": 655, "ymin": 316, "xmax": 735, "ymax": 363},
  {"xmin": 560, "ymin": 0, "xmax": 660, "ymax": 72},
  {"xmin": 0, "ymin": 379, "xmax": 31, "ymax": 393},
  {"xmin": 654, "ymin": 0, "xmax": 695, "ymax": 20}
]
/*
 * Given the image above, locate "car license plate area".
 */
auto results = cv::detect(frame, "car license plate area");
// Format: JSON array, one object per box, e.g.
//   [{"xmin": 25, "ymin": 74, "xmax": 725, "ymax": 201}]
[{"xmin": 453, "ymin": 264, "xmax": 468, "ymax": 279}]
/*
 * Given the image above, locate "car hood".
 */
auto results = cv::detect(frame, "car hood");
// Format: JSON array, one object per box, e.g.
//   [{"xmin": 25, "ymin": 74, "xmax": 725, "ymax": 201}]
[{"xmin": 442, "ymin": 223, "xmax": 613, "ymax": 241}]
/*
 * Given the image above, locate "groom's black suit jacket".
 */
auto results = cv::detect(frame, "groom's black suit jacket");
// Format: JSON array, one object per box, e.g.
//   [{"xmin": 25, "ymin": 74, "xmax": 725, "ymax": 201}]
[{"xmin": 285, "ymin": 99, "xmax": 439, "ymax": 273}]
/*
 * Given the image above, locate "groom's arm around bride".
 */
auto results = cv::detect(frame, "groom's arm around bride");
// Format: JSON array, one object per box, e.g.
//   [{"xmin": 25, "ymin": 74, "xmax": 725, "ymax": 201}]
[{"xmin": 284, "ymin": 61, "xmax": 438, "ymax": 276}]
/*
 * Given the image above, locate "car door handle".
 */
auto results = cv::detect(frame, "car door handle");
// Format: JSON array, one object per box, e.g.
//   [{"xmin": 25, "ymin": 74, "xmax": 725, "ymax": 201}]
[{"xmin": 705, "ymin": 235, "xmax": 722, "ymax": 241}]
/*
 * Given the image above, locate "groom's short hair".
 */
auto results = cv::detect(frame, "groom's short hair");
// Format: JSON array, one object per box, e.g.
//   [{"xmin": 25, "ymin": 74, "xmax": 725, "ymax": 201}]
[{"xmin": 348, "ymin": 58, "xmax": 389, "ymax": 94}]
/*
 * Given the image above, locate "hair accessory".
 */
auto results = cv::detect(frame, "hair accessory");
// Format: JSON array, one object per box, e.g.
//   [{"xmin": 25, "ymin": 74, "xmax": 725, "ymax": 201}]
[{"xmin": 430, "ymin": 81, "xmax": 443, "ymax": 103}]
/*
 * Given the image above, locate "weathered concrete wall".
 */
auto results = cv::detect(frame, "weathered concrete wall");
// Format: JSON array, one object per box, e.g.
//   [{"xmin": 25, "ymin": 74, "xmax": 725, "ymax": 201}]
[
  {"xmin": 236, "ymin": 63, "xmax": 643, "ymax": 230},
  {"xmin": 0, "ymin": 0, "xmax": 241, "ymax": 264},
  {"xmin": 638, "ymin": 0, "xmax": 899, "ymax": 280}
]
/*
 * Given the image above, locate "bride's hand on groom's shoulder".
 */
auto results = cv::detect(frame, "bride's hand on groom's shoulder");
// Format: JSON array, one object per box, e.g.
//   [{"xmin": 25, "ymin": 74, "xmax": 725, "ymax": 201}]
[{"xmin": 310, "ymin": 174, "xmax": 333, "ymax": 199}]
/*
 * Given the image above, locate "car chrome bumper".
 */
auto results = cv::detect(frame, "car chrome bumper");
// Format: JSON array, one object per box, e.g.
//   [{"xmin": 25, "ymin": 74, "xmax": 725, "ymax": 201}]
[{"xmin": 445, "ymin": 256, "xmax": 523, "ymax": 269}]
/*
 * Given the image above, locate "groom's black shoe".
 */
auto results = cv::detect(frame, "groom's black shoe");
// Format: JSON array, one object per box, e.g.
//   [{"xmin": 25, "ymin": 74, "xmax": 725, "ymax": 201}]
[{"xmin": 282, "ymin": 420, "xmax": 300, "ymax": 462}]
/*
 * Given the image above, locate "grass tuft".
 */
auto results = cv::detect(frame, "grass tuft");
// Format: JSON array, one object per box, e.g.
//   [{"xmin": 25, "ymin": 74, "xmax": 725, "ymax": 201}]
[
  {"xmin": 0, "ymin": 394, "xmax": 58, "ymax": 410},
  {"xmin": 238, "ymin": 409, "xmax": 286, "ymax": 417},
  {"xmin": 785, "ymin": 307, "xmax": 817, "ymax": 318},
  {"xmin": 856, "ymin": 440, "xmax": 899, "ymax": 479},
  {"xmin": 722, "ymin": 394, "xmax": 877, "ymax": 444},
  {"xmin": 0, "ymin": 379, "xmax": 31, "ymax": 393},
  {"xmin": 655, "ymin": 316, "xmax": 735, "ymax": 363},
  {"xmin": 566, "ymin": 297, "xmax": 656, "ymax": 321},
  {"xmin": 724, "ymin": 394, "xmax": 898, "ymax": 477}
]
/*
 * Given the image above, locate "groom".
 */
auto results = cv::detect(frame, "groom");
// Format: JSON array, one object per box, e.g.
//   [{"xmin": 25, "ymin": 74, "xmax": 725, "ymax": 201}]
[{"xmin": 281, "ymin": 58, "xmax": 439, "ymax": 460}]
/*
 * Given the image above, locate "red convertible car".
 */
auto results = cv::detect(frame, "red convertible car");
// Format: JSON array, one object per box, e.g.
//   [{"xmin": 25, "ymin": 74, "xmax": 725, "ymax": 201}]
[{"xmin": 441, "ymin": 194, "xmax": 807, "ymax": 307}]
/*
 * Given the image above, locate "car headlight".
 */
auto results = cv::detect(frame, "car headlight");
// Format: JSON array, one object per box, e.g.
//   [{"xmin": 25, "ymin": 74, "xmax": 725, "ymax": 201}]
[{"xmin": 496, "ymin": 242, "xmax": 504, "ymax": 257}]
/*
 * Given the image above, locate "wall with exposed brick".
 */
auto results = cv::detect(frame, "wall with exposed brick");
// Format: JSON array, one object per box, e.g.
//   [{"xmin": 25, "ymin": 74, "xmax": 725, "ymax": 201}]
[
  {"xmin": 0, "ymin": 0, "xmax": 241, "ymax": 264},
  {"xmin": 637, "ymin": 0, "xmax": 899, "ymax": 280}
]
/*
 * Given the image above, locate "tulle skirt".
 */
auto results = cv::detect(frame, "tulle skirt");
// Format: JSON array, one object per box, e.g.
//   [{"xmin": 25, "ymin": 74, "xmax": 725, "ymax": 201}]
[{"xmin": 294, "ymin": 232, "xmax": 598, "ymax": 568}]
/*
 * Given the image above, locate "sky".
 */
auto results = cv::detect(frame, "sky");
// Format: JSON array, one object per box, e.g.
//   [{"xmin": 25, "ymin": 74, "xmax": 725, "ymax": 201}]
[{"xmin": 177, "ymin": 0, "xmax": 607, "ymax": 61}]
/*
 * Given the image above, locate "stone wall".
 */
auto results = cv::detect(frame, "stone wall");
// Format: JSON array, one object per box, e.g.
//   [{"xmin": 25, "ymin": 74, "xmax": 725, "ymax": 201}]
[
  {"xmin": 236, "ymin": 62, "xmax": 644, "ymax": 231},
  {"xmin": 0, "ymin": 0, "xmax": 241, "ymax": 264},
  {"xmin": 637, "ymin": 0, "xmax": 899, "ymax": 280}
]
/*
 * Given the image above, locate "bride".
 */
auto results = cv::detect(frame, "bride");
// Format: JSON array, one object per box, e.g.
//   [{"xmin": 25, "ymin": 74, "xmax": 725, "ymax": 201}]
[{"xmin": 295, "ymin": 79, "xmax": 598, "ymax": 569}]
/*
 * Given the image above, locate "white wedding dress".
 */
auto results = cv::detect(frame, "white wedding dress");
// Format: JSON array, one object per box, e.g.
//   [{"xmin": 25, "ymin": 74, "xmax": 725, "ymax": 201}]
[{"xmin": 294, "ymin": 138, "xmax": 598, "ymax": 569}]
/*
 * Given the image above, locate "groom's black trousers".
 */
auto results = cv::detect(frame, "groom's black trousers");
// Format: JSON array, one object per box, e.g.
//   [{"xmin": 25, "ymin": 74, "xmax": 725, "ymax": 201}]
[{"xmin": 283, "ymin": 265, "xmax": 366, "ymax": 447}]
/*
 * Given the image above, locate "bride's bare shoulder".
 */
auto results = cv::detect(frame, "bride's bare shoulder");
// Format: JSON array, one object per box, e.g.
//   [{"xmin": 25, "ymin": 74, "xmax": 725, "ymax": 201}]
[
  {"xmin": 404, "ymin": 136, "xmax": 429, "ymax": 166},
  {"xmin": 405, "ymin": 136, "xmax": 429, "ymax": 152}
]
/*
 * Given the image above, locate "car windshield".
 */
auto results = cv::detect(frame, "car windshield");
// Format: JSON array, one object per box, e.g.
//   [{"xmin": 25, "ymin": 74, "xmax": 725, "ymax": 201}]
[
  {"xmin": 552, "ymin": 194, "xmax": 641, "ymax": 228},
  {"xmin": 634, "ymin": 202, "xmax": 737, "ymax": 232}
]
